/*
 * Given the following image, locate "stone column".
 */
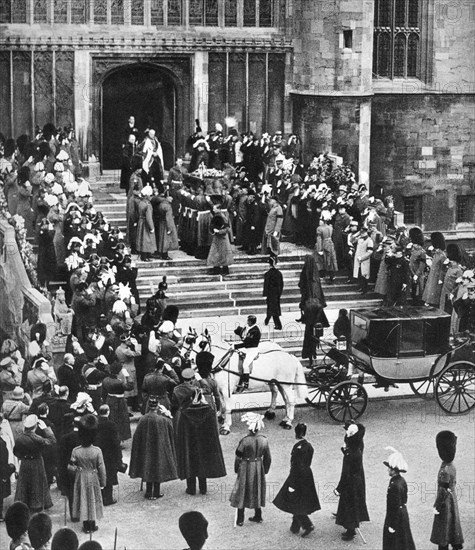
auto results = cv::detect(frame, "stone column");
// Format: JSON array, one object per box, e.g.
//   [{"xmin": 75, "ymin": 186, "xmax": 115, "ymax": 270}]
[
  {"xmin": 194, "ymin": 51, "xmax": 209, "ymax": 134},
  {"xmin": 358, "ymin": 98, "xmax": 372, "ymax": 186}
]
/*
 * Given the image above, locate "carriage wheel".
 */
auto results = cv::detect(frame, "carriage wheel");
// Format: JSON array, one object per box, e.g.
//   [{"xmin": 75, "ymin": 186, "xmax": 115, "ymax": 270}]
[
  {"xmin": 409, "ymin": 379, "xmax": 435, "ymax": 399},
  {"xmin": 305, "ymin": 365, "xmax": 337, "ymax": 408},
  {"xmin": 326, "ymin": 381, "xmax": 368, "ymax": 422},
  {"xmin": 435, "ymin": 361, "xmax": 475, "ymax": 415}
]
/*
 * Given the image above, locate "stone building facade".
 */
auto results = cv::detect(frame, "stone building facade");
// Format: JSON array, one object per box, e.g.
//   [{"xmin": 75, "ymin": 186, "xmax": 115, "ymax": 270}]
[{"xmin": 0, "ymin": 0, "xmax": 473, "ymax": 236}]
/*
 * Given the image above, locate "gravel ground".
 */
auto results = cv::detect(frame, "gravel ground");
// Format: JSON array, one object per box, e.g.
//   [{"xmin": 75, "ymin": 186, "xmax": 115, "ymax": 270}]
[{"xmin": 1, "ymin": 397, "xmax": 474, "ymax": 550}]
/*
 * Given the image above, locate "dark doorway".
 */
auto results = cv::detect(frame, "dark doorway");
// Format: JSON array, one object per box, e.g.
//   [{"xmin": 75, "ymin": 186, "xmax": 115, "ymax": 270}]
[{"xmin": 101, "ymin": 64, "xmax": 176, "ymax": 170}]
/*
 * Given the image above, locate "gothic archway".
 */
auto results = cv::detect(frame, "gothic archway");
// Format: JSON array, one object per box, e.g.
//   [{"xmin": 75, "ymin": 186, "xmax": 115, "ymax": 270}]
[{"xmin": 101, "ymin": 63, "xmax": 178, "ymax": 170}]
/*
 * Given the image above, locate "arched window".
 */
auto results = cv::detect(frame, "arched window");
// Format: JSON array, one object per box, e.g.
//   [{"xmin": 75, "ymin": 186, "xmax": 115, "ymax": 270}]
[
  {"xmin": 54, "ymin": 0, "xmax": 68, "ymax": 23},
  {"xmin": 243, "ymin": 0, "xmax": 256, "ymax": 27},
  {"xmin": 94, "ymin": 0, "xmax": 107, "ymax": 24},
  {"xmin": 72, "ymin": 0, "xmax": 87, "ymax": 23},
  {"xmin": 34, "ymin": 0, "xmax": 48, "ymax": 23},
  {"xmin": 259, "ymin": 0, "xmax": 273, "ymax": 27},
  {"xmin": 111, "ymin": 0, "xmax": 124, "ymax": 24},
  {"xmin": 131, "ymin": 0, "xmax": 144, "ymax": 25},
  {"xmin": 151, "ymin": 0, "xmax": 164, "ymax": 25},
  {"xmin": 225, "ymin": 0, "xmax": 237, "ymax": 26},
  {"xmin": 373, "ymin": 0, "xmax": 421, "ymax": 79}
]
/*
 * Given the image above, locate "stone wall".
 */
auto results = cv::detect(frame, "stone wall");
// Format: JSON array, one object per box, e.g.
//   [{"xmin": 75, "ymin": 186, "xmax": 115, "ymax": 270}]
[
  {"xmin": 291, "ymin": 0, "xmax": 374, "ymax": 95},
  {"xmin": 370, "ymin": 94, "xmax": 475, "ymax": 231}
]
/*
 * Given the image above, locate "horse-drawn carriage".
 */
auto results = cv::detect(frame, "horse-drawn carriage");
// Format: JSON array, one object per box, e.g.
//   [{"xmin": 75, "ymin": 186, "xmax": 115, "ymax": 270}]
[{"xmin": 306, "ymin": 306, "xmax": 475, "ymax": 422}]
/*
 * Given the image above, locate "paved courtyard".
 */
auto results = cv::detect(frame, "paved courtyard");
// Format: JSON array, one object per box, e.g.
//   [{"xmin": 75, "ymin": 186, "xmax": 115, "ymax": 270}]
[{"xmin": 2, "ymin": 397, "xmax": 473, "ymax": 550}]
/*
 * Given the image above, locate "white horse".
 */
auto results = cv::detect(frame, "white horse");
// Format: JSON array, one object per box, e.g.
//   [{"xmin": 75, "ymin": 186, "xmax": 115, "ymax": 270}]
[{"xmin": 189, "ymin": 330, "xmax": 308, "ymax": 435}]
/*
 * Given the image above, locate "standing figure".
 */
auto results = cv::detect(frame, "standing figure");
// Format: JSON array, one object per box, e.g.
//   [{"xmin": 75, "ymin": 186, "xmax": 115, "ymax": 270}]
[
  {"xmin": 139, "ymin": 128, "xmax": 164, "ymax": 185},
  {"xmin": 297, "ymin": 253, "xmax": 327, "ymax": 321},
  {"xmin": 37, "ymin": 217, "xmax": 57, "ymax": 287},
  {"xmin": 334, "ymin": 422, "xmax": 370, "ymax": 541},
  {"xmin": 262, "ymin": 196, "xmax": 283, "ymax": 258},
  {"xmin": 14, "ymin": 414, "xmax": 56, "ymax": 512},
  {"xmin": 68, "ymin": 414, "xmax": 106, "ymax": 534},
  {"xmin": 440, "ymin": 244, "xmax": 463, "ymax": 314},
  {"xmin": 273, "ymin": 422, "xmax": 320, "ymax": 537},
  {"xmin": 95, "ymin": 404, "xmax": 123, "ymax": 506},
  {"xmin": 207, "ymin": 205, "xmax": 233, "ymax": 275},
  {"xmin": 408, "ymin": 227, "xmax": 427, "ymax": 305},
  {"xmin": 385, "ymin": 247, "xmax": 412, "ymax": 306},
  {"xmin": 430, "ymin": 431, "xmax": 464, "ymax": 550},
  {"xmin": 382, "ymin": 447, "xmax": 416, "ymax": 550},
  {"xmin": 156, "ymin": 192, "xmax": 179, "ymax": 260},
  {"xmin": 301, "ymin": 298, "xmax": 329, "ymax": 368},
  {"xmin": 0, "ymin": 423, "xmax": 15, "ymax": 520},
  {"xmin": 230, "ymin": 413, "xmax": 271, "ymax": 526},
  {"xmin": 353, "ymin": 226, "xmax": 374, "ymax": 296},
  {"xmin": 102, "ymin": 362, "xmax": 133, "ymax": 442},
  {"xmin": 172, "ymin": 369, "xmax": 226, "ymax": 496},
  {"xmin": 120, "ymin": 134, "xmax": 137, "ymax": 193},
  {"xmin": 129, "ymin": 395, "xmax": 178, "ymax": 499},
  {"xmin": 423, "ymin": 232, "xmax": 447, "ymax": 307},
  {"xmin": 453, "ymin": 274, "xmax": 475, "ymax": 333},
  {"xmin": 136, "ymin": 185, "xmax": 157, "ymax": 262},
  {"xmin": 316, "ymin": 213, "xmax": 338, "ymax": 283},
  {"xmin": 243, "ymin": 189, "xmax": 265, "ymax": 255},
  {"xmin": 263, "ymin": 256, "xmax": 284, "ymax": 330}
]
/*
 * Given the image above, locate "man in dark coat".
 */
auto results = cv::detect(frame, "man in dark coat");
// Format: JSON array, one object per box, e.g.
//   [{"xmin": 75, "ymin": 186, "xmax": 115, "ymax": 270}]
[
  {"xmin": 129, "ymin": 395, "xmax": 178, "ymax": 500},
  {"xmin": 48, "ymin": 385, "xmax": 74, "ymax": 441},
  {"xmin": 263, "ymin": 256, "xmax": 284, "ymax": 330},
  {"xmin": 273, "ymin": 422, "xmax": 320, "ymax": 537},
  {"xmin": 382, "ymin": 447, "xmax": 416, "ymax": 550},
  {"xmin": 243, "ymin": 190, "xmax": 265, "ymax": 255},
  {"xmin": 57, "ymin": 353, "xmax": 82, "ymax": 402},
  {"xmin": 453, "ymin": 282, "xmax": 475, "ymax": 333},
  {"xmin": 120, "ymin": 134, "xmax": 137, "ymax": 192},
  {"xmin": 95, "ymin": 404, "xmax": 123, "ymax": 506},
  {"xmin": 233, "ymin": 315, "xmax": 261, "ymax": 392},
  {"xmin": 57, "ymin": 417, "xmax": 80, "ymax": 518},
  {"xmin": 171, "ymin": 368, "xmax": 226, "ymax": 496},
  {"xmin": 430, "ymin": 431, "xmax": 464, "ymax": 550},
  {"xmin": 335, "ymin": 422, "xmax": 369, "ymax": 541},
  {"xmin": 385, "ymin": 247, "xmax": 412, "ymax": 306}
]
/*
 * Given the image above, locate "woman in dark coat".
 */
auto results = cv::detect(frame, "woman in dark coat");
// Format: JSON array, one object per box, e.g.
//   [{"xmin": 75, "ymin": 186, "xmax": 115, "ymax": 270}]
[
  {"xmin": 102, "ymin": 362, "xmax": 133, "ymax": 442},
  {"xmin": 297, "ymin": 253, "xmax": 327, "ymax": 319},
  {"xmin": 335, "ymin": 422, "xmax": 370, "ymax": 541},
  {"xmin": 37, "ymin": 217, "xmax": 57, "ymax": 286},
  {"xmin": 273, "ymin": 422, "xmax": 320, "ymax": 537},
  {"xmin": 430, "ymin": 431, "xmax": 464, "ymax": 550},
  {"xmin": 263, "ymin": 256, "xmax": 284, "ymax": 330},
  {"xmin": 301, "ymin": 298, "xmax": 330, "ymax": 368},
  {"xmin": 382, "ymin": 447, "xmax": 416, "ymax": 550}
]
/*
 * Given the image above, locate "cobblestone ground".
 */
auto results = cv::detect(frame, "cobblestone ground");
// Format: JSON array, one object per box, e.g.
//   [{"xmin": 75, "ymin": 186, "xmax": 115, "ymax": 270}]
[{"xmin": 1, "ymin": 397, "xmax": 474, "ymax": 550}]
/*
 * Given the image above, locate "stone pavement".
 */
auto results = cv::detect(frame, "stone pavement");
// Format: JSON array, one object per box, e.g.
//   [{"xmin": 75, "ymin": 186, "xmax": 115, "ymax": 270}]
[{"xmin": 1, "ymin": 398, "xmax": 473, "ymax": 550}]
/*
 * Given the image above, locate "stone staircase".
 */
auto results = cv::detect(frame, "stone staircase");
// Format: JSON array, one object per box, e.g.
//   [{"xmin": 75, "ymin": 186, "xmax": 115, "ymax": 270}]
[{"xmin": 91, "ymin": 172, "xmax": 380, "ymax": 323}]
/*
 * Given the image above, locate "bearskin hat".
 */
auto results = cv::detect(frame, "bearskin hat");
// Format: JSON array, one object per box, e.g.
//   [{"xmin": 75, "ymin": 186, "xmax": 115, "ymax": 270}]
[
  {"xmin": 162, "ymin": 305, "xmax": 179, "ymax": 325},
  {"xmin": 196, "ymin": 350, "xmax": 215, "ymax": 378},
  {"xmin": 5, "ymin": 501, "xmax": 30, "ymax": 540},
  {"xmin": 436, "ymin": 430, "xmax": 457, "ymax": 463},
  {"xmin": 51, "ymin": 527, "xmax": 79, "ymax": 550},
  {"xmin": 409, "ymin": 226, "xmax": 424, "ymax": 247},
  {"xmin": 28, "ymin": 512, "xmax": 52, "ymax": 550},
  {"xmin": 446, "ymin": 243, "xmax": 462, "ymax": 263},
  {"xmin": 430, "ymin": 231, "xmax": 446, "ymax": 251}
]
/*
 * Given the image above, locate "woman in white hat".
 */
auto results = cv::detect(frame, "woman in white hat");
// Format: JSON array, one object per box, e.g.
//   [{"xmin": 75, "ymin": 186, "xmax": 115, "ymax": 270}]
[
  {"xmin": 383, "ymin": 447, "xmax": 416, "ymax": 550},
  {"xmin": 230, "ymin": 412, "xmax": 271, "ymax": 526}
]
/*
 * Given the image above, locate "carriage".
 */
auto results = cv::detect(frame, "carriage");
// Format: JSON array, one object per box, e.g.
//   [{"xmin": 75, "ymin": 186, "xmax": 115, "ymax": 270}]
[{"xmin": 305, "ymin": 305, "xmax": 475, "ymax": 422}]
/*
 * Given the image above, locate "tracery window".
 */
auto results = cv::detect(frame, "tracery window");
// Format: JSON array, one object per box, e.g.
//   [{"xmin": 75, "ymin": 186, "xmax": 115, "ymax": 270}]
[
  {"xmin": 373, "ymin": 0, "xmax": 421, "ymax": 78},
  {"xmin": 243, "ymin": 0, "xmax": 256, "ymax": 26},
  {"xmin": 259, "ymin": 0, "xmax": 272, "ymax": 27},
  {"xmin": 151, "ymin": 0, "xmax": 164, "ymax": 25},
  {"xmin": 94, "ymin": 0, "xmax": 108, "ymax": 24},
  {"xmin": 0, "ymin": 0, "xmax": 12, "ymax": 23},
  {"xmin": 131, "ymin": 0, "xmax": 144, "ymax": 25},
  {"xmin": 54, "ymin": 0, "xmax": 68, "ymax": 23},
  {"xmin": 224, "ymin": 0, "xmax": 237, "ymax": 26},
  {"xmin": 72, "ymin": 0, "xmax": 87, "ymax": 23},
  {"xmin": 111, "ymin": 0, "xmax": 124, "ymax": 24},
  {"xmin": 167, "ymin": 0, "xmax": 182, "ymax": 25},
  {"xmin": 33, "ymin": 0, "xmax": 48, "ymax": 23}
]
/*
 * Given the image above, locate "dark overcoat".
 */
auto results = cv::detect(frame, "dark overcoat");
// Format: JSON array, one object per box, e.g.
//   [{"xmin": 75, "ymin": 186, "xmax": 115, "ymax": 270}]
[
  {"xmin": 0, "ymin": 437, "xmax": 14, "ymax": 503},
  {"xmin": 335, "ymin": 428, "xmax": 370, "ymax": 531},
  {"xmin": 298, "ymin": 254, "xmax": 327, "ymax": 310},
  {"xmin": 37, "ymin": 227, "xmax": 57, "ymax": 284},
  {"xmin": 172, "ymin": 383, "xmax": 226, "ymax": 480},
  {"xmin": 301, "ymin": 299, "xmax": 330, "ymax": 360},
  {"xmin": 230, "ymin": 433, "xmax": 271, "ymax": 509},
  {"xmin": 430, "ymin": 461, "xmax": 464, "ymax": 547},
  {"xmin": 207, "ymin": 214, "xmax": 233, "ymax": 267},
  {"xmin": 156, "ymin": 199, "xmax": 179, "ymax": 253},
  {"xmin": 129, "ymin": 411, "xmax": 178, "ymax": 484},
  {"xmin": 136, "ymin": 198, "xmax": 157, "ymax": 254},
  {"xmin": 383, "ymin": 474, "xmax": 416, "ymax": 550},
  {"xmin": 422, "ymin": 249, "xmax": 447, "ymax": 306},
  {"xmin": 273, "ymin": 438, "xmax": 321, "ymax": 515},
  {"xmin": 95, "ymin": 417, "xmax": 122, "ymax": 487},
  {"xmin": 263, "ymin": 266, "xmax": 284, "ymax": 316}
]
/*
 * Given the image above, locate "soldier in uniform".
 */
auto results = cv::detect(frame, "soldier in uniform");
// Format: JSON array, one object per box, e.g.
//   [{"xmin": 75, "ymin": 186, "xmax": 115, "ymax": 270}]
[
  {"xmin": 263, "ymin": 256, "xmax": 284, "ymax": 330},
  {"xmin": 262, "ymin": 196, "xmax": 284, "ymax": 259}
]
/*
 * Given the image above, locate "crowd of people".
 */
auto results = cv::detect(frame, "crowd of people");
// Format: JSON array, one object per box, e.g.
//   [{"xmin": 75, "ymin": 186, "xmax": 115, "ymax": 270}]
[{"xmin": 0, "ymin": 119, "xmax": 473, "ymax": 549}]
